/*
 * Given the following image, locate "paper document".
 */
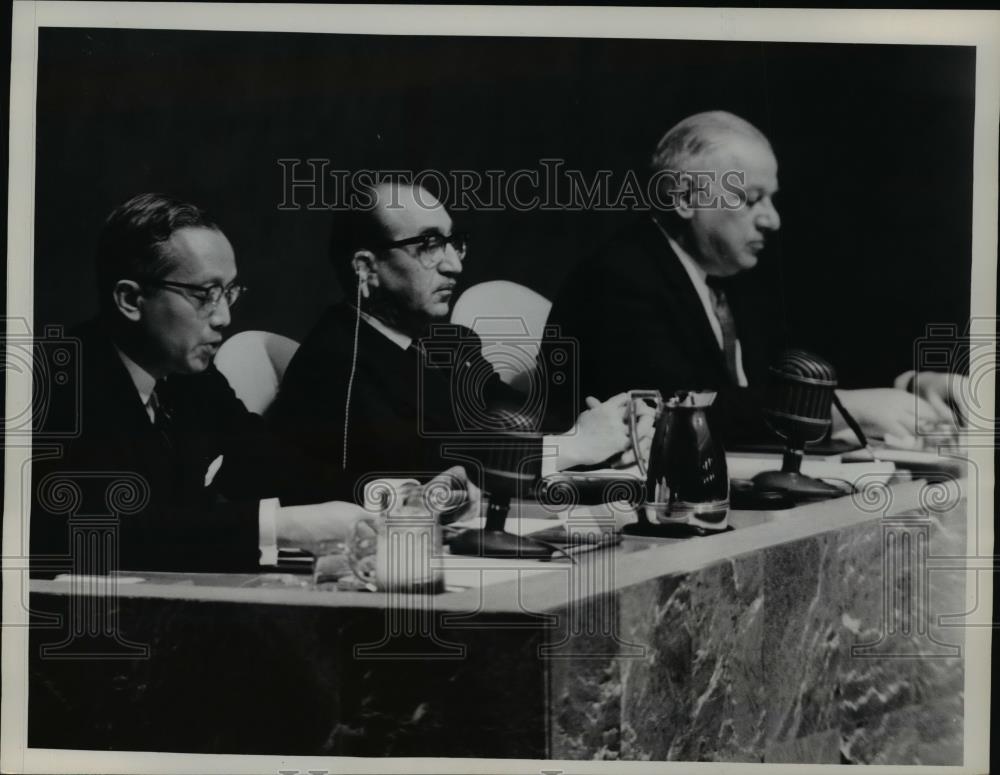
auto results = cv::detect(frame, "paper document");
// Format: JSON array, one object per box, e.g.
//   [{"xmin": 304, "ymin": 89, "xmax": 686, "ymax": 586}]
[{"xmin": 726, "ymin": 453, "xmax": 896, "ymax": 485}]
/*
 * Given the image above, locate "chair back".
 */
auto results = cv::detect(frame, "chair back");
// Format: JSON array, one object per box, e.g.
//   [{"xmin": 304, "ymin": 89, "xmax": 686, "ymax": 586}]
[
  {"xmin": 450, "ymin": 281, "xmax": 551, "ymax": 392},
  {"xmin": 215, "ymin": 330, "xmax": 300, "ymax": 415}
]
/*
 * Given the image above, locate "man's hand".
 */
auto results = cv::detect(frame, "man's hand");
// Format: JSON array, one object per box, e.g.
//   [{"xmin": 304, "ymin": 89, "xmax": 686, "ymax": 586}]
[
  {"xmin": 276, "ymin": 465, "xmax": 483, "ymax": 554},
  {"xmin": 834, "ymin": 387, "xmax": 943, "ymax": 447},
  {"xmin": 275, "ymin": 499, "xmax": 370, "ymax": 555},
  {"xmin": 555, "ymin": 393, "xmax": 653, "ymax": 469},
  {"xmin": 606, "ymin": 395, "xmax": 656, "ymax": 469},
  {"xmin": 909, "ymin": 371, "xmax": 970, "ymax": 428}
]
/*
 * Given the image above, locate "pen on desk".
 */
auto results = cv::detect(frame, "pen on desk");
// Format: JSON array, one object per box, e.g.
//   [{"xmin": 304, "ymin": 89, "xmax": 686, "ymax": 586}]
[{"xmin": 831, "ymin": 393, "xmax": 878, "ymax": 462}]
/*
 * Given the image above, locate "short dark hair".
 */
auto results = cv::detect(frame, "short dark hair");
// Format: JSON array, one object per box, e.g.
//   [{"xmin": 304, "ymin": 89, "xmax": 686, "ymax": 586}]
[
  {"xmin": 328, "ymin": 180, "xmax": 385, "ymax": 292},
  {"xmin": 96, "ymin": 192, "xmax": 219, "ymax": 314}
]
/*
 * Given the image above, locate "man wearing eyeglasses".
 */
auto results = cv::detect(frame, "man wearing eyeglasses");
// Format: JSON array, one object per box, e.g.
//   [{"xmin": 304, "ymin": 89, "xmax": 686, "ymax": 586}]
[
  {"xmin": 31, "ymin": 192, "xmax": 478, "ymax": 574},
  {"xmin": 270, "ymin": 181, "xmax": 644, "ymax": 495}
]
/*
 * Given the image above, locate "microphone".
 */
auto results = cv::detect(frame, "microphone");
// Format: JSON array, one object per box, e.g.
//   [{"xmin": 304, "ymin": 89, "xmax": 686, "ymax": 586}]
[
  {"xmin": 751, "ymin": 348, "xmax": 845, "ymax": 500},
  {"xmin": 447, "ymin": 408, "xmax": 554, "ymax": 559}
]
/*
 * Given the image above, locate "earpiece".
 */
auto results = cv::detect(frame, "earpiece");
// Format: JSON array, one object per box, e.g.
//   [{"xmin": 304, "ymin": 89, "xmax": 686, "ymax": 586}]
[{"xmin": 355, "ymin": 261, "xmax": 371, "ymax": 299}]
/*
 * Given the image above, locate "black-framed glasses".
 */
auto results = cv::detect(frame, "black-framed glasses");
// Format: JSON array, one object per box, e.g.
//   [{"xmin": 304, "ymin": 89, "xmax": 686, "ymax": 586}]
[
  {"xmin": 145, "ymin": 279, "xmax": 247, "ymax": 315},
  {"xmin": 375, "ymin": 232, "xmax": 468, "ymax": 269}
]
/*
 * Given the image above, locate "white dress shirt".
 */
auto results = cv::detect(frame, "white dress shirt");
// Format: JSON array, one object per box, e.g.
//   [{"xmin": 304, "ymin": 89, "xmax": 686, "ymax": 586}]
[
  {"xmin": 115, "ymin": 347, "xmax": 158, "ymax": 421},
  {"xmin": 662, "ymin": 233, "xmax": 750, "ymax": 388},
  {"xmin": 359, "ymin": 309, "xmax": 412, "ymax": 350}
]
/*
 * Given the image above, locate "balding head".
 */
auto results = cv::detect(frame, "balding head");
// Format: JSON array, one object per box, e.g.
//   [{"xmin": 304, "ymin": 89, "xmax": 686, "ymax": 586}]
[
  {"xmin": 650, "ymin": 111, "xmax": 781, "ymax": 277},
  {"xmin": 652, "ymin": 110, "xmax": 772, "ymax": 175},
  {"xmin": 332, "ymin": 180, "xmax": 463, "ymax": 335}
]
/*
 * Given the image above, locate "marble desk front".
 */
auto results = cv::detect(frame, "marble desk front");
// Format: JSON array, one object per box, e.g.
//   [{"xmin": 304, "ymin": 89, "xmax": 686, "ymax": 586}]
[{"xmin": 27, "ymin": 477, "xmax": 969, "ymax": 763}]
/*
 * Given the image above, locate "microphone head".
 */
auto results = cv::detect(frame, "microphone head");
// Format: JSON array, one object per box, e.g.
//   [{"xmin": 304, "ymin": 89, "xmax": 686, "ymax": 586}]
[{"xmin": 763, "ymin": 349, "xmax": 838, "ymax": 448}]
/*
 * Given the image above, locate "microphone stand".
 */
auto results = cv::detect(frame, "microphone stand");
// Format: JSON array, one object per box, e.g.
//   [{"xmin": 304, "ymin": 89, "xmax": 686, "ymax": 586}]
[
  {"xmin": 751, "ymin": 447, "xmax": 844, "ymax": 499},
  {"xmin": 448, "ymin": 485, "xmax": 554, "ymax": 559},
  {"xmin": 750, "ymin": 349, "xmax": 848, "ymax": 502},
  {"xmin": 447, "ymin": 410, "xmax": 555, "ymax": 559}
]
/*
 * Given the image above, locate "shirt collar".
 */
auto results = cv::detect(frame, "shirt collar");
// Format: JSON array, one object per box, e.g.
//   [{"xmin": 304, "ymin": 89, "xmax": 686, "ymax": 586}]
[
  {"xmin": 650, "ymin": 218, "xmax": 712, "ymax": 292},
  {"xmin": 358, "ymin": 309, "xmax": 413, "ymax": 350},
  {"xmin": 114, "ymin": 346, "xmax": 158, "ymax": 406},
  {"xmin": 662, "ymin": 230, "xmax": 709, "ymax": 286}
]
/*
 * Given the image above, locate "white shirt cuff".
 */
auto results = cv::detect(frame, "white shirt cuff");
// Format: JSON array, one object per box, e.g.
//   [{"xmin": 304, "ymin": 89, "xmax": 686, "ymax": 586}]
[
  {"xmin": 539, "ymin": 438, "xmax": 560, "ymax": 478},
  {"xmin": 258, "ymin": 497, "xmax": 280, "ymax": 566}
]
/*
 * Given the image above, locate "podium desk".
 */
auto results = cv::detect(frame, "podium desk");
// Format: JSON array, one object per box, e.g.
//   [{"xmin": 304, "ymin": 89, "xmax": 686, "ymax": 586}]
[{"xmin": 28, "ymin": 478, "xmax": 968, "ymax": 763}]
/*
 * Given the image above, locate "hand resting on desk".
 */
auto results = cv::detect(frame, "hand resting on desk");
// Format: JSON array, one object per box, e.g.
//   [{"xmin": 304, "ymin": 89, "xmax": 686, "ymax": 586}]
[
  {"xmin": 832, "ymin": 387, "xmax": 943, "ymax": 448},
  {"xmin": 906, "ymin": 371, "xmax": 970, "ymax": 429},
  {"xmin": 274, "ymin": 466, "xmax": 481, "ymax": 555}
]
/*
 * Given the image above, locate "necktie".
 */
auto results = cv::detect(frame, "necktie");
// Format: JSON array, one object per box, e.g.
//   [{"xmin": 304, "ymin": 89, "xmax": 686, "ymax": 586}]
[
  {"xmin": 706, "ymin": 276, "xmax": 740, "ymax": 384},
  {"xmin": 148, "ymin": 379, "xmax": 175, "ymax": 449}
]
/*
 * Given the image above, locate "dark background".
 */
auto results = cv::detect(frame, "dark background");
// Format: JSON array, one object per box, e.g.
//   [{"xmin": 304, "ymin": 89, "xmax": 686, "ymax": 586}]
[{"xmin": 34, "ymin": 28, "xmax": 975, "ymax": 387}]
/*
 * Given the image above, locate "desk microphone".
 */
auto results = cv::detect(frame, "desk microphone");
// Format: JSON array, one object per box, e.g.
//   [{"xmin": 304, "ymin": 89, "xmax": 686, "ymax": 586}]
[
  {"xmin": 447, "ymin": 409, "xmax": 554, "ymax": 559},
  {"xmin": 751, "ymin": 348, "xmax": 845, "ymax": 500}
]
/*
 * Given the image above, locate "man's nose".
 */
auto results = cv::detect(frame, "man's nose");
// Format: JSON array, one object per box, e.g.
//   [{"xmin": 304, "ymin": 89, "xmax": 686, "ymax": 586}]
[
  {"xmin": 438, "ymin": 244, "xmax": 464, "ymax": 275},
  {"xmin": 757, "ymin": 197, "xmax": 781, "ymax": 232},
  {"xmin": 209, "ymin": 297, "xmax": 232, "ymax": 328}
]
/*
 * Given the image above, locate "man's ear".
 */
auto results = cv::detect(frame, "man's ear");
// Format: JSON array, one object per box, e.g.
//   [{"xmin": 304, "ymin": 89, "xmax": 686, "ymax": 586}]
[
  {"xmin": 111, "ymin": 280, "xmax": 144, "ymax": 322},
  {"xmin": 351, "ymin": 250, "xmax": 378, "ymax": 298},
  {"xmin": 673, "ymin": 172, "xmax": 697, "ymax": 222}
]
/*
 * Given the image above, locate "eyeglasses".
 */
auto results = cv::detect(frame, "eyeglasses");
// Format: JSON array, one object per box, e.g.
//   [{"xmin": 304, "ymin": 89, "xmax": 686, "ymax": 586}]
[
  {"xmin": 145, "ymin": 279, "xmax": 247, "ymax": 315},
  {"xmin": 375, "ymin": 232, "xmax": 468, "ymax": 269}
]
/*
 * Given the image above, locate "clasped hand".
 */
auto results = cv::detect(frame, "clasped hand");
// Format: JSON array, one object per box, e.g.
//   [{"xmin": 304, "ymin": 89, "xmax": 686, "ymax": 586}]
[{"xmin": 556, "ymin": 392, "xmax": 655, "ymax": 469}]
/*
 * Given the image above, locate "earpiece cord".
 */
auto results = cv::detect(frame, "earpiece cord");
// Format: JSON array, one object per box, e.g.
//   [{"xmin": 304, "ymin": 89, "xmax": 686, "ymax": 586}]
[{"xmin": 342, "ymin": 281, "xmax": 363, "ymax": 470}]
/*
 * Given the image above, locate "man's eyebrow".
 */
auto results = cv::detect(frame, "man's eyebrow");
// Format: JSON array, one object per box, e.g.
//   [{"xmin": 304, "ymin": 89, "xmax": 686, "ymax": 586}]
[{"xmin": 189, "ymin": 274, "xmax": 237, "ymax": 288}]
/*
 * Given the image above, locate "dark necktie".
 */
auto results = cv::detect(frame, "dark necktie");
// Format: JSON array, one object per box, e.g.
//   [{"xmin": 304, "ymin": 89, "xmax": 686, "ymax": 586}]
[
  {"xmin": 706, "ymin": 276, "xmax": 740, "ymax": 384},
  {"xmin": 148, "ymin": 379, "xmax": 175, "ymax": 450}
]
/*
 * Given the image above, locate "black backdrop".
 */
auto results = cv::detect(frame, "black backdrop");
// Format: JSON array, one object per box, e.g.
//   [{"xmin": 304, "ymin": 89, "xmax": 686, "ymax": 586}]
[{"xmin": 34, "ymin": 28, "xmax": 975, "ymax": 387}]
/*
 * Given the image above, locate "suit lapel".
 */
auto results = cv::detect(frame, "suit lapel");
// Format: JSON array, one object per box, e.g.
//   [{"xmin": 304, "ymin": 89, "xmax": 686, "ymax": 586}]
[
  {"xmin": 77, "ymin": 321, "xmax": 180, "ymax": 494},
  {"xmin": 638, "ymin": 220, "xmax": 734, "ymax": 383},
  {"xmin": 349, "ymin": 312, "xmax": 463, "ymax": 433},
  {"xmin": 352, "ymin": 319, "xmax": 425, "ymax": 417}
]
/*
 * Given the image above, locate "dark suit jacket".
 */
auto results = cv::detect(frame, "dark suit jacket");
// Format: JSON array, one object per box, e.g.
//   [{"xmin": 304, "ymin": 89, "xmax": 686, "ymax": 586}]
[
  {"xmin": 269, "ymin": 303, "xmax": 527, "ymax": 499},
  {"xmin": 544, "ymin": 218, "xmax": 783, "ymax": 443},
  {"xmin": 30, "ymin": 319, "xmax": 332, "ymax": 575}
]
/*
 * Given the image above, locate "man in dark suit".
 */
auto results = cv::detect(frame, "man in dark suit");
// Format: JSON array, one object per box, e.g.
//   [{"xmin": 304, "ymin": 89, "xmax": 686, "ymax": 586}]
[
  {"xmin": 270, "ymin": 181, "xmax": 646, "ymax": 495},
  {"xmin": 547, "ymin": 111, "xmax": 959, "ymax": 445},
  {"xmin": 31, "ymin": 193, "xmax": 474, "ymax": 575}
]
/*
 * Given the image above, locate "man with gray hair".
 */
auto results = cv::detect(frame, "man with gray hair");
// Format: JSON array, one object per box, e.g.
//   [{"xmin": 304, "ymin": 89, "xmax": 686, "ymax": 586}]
[{"xmin": 546, "ymin": 110, "xmax": 964, "ymax": 445}]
